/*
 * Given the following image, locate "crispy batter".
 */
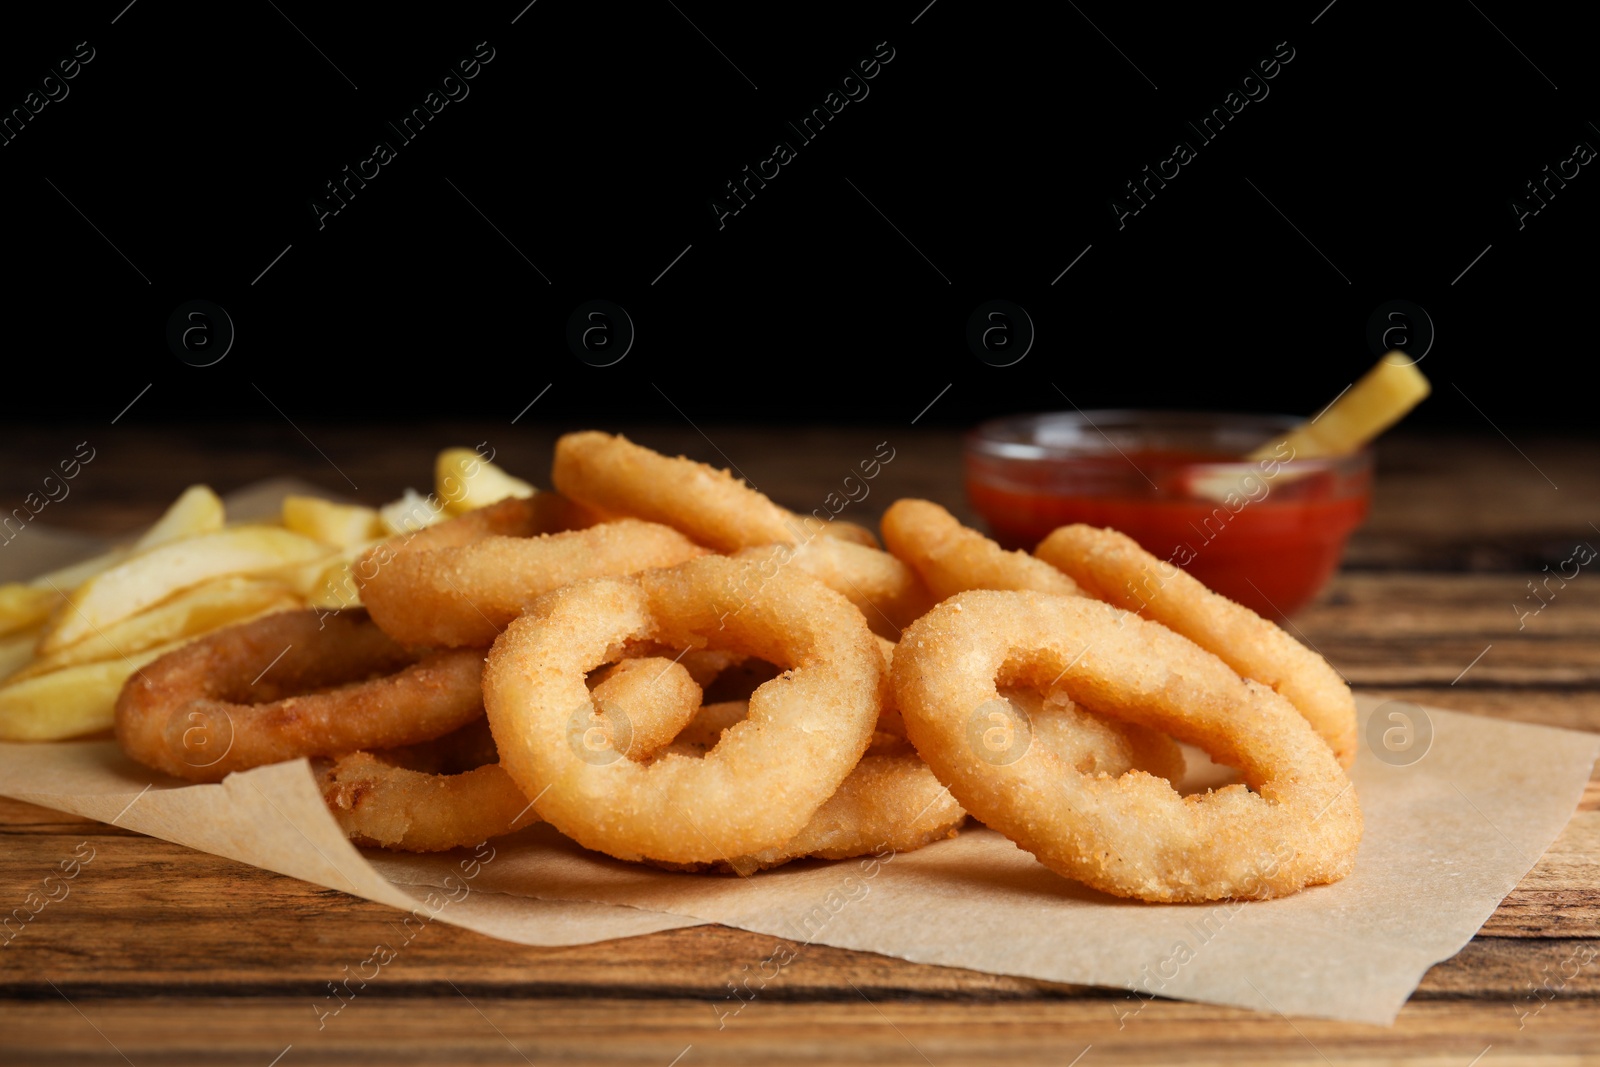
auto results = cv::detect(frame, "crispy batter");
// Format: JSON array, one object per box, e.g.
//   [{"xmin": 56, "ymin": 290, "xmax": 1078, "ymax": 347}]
[
  {"xmin": 115, "ymin": 609, "xmax": 485, "ymax": 782},
  {"xmin": 881, "ymin": 499, "xmax": 1082, "ymax": 600},
  {"xmin": 359, "ymin": 497, "xmax": 703, "ymax": 648},
  {"xmin": 893, "ymin": 590, "xmax": 1361, "ymax": 902},
  {"xmin": 552, "ymin": 431, "xmax": 875, "ymax": 552},
  {"xmin": 319, "ymin": 754, "xmax": 537, "ymax": 852},
  {"xmin": 633, "ymin": 697, "xmax": 965, "ymax": 874},
  {"xmin": 735, "ymin": 540, "xmax": 934, "ymax": 640},
  {"xmin": 483, "ymin": 556, "xmax": 883, "ymax": 863},
  {"xmin": 1035, "ymin": 524, "xmax": 1358, "ymax": 767}
]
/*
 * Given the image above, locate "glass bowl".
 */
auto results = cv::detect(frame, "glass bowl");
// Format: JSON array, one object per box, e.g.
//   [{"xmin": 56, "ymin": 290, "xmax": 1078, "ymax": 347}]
[{"xmin": 965, "ymin": 410, "xmax": 1373, "ymax": 618}]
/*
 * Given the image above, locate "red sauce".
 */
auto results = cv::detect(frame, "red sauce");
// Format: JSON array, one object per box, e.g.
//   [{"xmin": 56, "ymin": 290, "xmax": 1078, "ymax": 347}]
[{"xmin": 966, "ymin": 448, "xmax": 1371, "ymax": 618}]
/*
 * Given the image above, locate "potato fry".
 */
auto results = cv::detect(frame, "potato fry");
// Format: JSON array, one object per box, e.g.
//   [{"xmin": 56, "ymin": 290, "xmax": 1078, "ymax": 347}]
[
  {"xmin": 14, "ymin": 577, "xmax": 302, "ymax": 679},
  {"xmin": 1, "ymin": 485, "xmax": 231, "ymax": 632},
  {"xmin": 0, "ymin": 584, "xmax": 56, "ymax": 637},
  {"xmin": 39, "ymin": 526, "xmax": 331, "ymax": 655},
  {"xmin": 1, "ymin": 630, "xmax": 40, "ymax": 682},
  {"xmin": 283, "ymin": 495, "xmax": 384, "ymax": 549},
  {"xmin": 135, "ymin": 485, "xmax": 225, "ymax": 549},
  {"xmin": 279, "ymin": 543, "xmax": 376, "ymax": 609},
  {"xmin": 437, "ymin": 448, "xmax": 536, "ymax": 515},
  {"xmin": 1247, "ymin": 356, "xmax": 1431, "ymax": 461},
  {"xmin": 0, "ymin": 641, "xmax": 186, "ymax": 741}
]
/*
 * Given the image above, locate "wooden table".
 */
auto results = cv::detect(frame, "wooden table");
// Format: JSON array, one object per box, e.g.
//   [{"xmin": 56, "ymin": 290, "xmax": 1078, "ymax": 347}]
[{"xmin": 3, "ymin": 424, "xmax": 1597, "ymax": 1065}]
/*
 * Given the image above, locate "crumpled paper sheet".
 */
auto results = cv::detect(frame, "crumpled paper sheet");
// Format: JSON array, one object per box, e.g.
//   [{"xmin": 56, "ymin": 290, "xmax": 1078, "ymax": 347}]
[{"xmin": 3, "ymin": 487, "xmax": 1596, "ymax": 1022}]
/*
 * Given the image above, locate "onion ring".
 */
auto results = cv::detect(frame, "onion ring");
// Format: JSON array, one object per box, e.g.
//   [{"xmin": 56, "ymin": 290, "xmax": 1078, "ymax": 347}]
[
  {"xmin": 115, "ymin": 609, "xmax": 485, "ymax": 783},
  {"xmin": 318, "ymin": 756, "xmax": 537, "ymax": 853},
  {"xmin": 585, "ymin": 656, "xmax": 705, "ymax": 761},
  {"xmin": 1034, "ymin": 524, "xmax": 1358, "ymax": 767},
  {"xmin": 735, "ymin": 540, "xmax": 934, "ymax": 640},
  {"xmin": 483, "ymin": 556, "xmax": 881, "ymax": 863},
  {"xmin": 552, "ymin": 431, "xmax": 877, "ymax": 552},
  {"xmin": 881, "ymin": 499, "xmax": 1081, "ymax": 600},
  {"xmin": 892, "ymin": 590, "xmax": 1361, "ymax": 902},
  {"xmin": 358, "ymin": 497, "xmax": 703, "ymax": 648},
  {"xmin": 318, "ymin": 719, "xmax": 538, "ymax": 852},
  {"xmin": 637, "ymin": 698, "xmax": 965, "ymax": 873}
]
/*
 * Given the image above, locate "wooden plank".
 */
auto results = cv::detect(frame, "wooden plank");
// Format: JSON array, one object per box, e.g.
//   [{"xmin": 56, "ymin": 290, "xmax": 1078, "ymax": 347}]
[
  {"xmin": 2, "ymin": 995, "xmax": 1595, "ymax": 1066},
  {"xmin": 1, "ymin": 795, "xmax": 1595, "ymax": 996}
]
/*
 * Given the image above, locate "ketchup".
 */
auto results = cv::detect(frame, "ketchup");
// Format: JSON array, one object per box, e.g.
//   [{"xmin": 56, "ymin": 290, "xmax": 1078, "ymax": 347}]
[{"xmin": 966, "ymin": 447, "xmax": 1371, "ymax": 619}]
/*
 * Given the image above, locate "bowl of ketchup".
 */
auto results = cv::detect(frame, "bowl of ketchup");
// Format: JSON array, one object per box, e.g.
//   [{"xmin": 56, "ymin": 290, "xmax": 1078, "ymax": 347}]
[{"xmin": 965, "ymin": 411, "xmax": 1372, "ymax": 618}]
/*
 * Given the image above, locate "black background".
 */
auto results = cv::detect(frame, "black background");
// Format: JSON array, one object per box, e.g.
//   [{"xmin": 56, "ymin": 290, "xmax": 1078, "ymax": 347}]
[{"xmin": 3, "ymin": 1, "xmax": 1592, "ymax": 430}]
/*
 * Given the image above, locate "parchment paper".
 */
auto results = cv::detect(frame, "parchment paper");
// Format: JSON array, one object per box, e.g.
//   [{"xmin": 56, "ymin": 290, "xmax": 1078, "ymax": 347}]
[
  {"xmin": 363, "ymin": 699, "xmax": 1600, "ymax": 1024},
  {"xmin": 3, "ymin": 493, "xmax": 1596, "ymax": 1022}
]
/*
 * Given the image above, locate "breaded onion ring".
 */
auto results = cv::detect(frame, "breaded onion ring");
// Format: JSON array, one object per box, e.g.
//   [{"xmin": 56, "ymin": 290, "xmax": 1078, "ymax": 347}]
[
  {"xmin": 358, "ymin": 497, "xmax": 703, "ymax": 648},
  {"xmin": 1035, "ymin": 524, "xmax": 1358, "ymax": 767},
  {"xmin": 587, "ymin": 656, "xmax": 704, "ymax": 760},
  {"xmin": 730, "ymin": 754, "xmax": 964, "ymax": 871},
  {"xmin": 318, "ymin": 719, "xmax": 538, "ymax": 852},
  {"xmin": 552, "ymin": 431, "xmax": 875, "ymax": 552},
  {"xmin": 735, "ymin": 540, "xmax": 935, "ymax": 640},
  {"xmin": 319, "ymin": 755, "xmax": 538, "ymax": 852},
  {"xmin": 881, "ymin": 499, "xmax": 1082, "ymax": 599},
  {"xmin": 483, "ymin": 556, "xmax": 882, "ymax": 863},
  {"xmin": 115, "ymin": 610, "xmax": 485, "ymax": 783},
  {"xmin": 873, "ymin": 636, "xmax": 906, "ymax": 738},
  {"xmin": 638, "ymin": 699, "xmax": 965, "ymax": 873},
  {"xmin": 893, "ymin": 590, "xmax": 1361, "ymax": 902}
]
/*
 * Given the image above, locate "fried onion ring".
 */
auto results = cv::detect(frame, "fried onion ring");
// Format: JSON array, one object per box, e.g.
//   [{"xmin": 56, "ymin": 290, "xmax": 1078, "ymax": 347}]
[
  {"xmin": 881, "ymin": 499, "xmax": 1081, "ymax": 600},
  {"xmin": 358, "ymin": 497, "xmax": 703, "ymax": 648},
  {"xmin": 115, "ymin": 609, "xmax": 485, "ymax": 783},
  {"xmin": 318, "ymin": 719, "xmax": 538, "ymax": 852},
  {"xmin": 735, "ymin": 539, "xmax": 935, "ymax": 640},
  {"xmin": 483, "ymin": 556, "xmax": 881, "ymax": 863},
  {"xmin": 552, "ymin": 431, "xmax": 876, "ymax": 552},
  {"xmin": 631, "ymin": 697, "xmax": 965, "ymax": 873},
  {"xmin": 318, "ymin": 755, "xmax": 538, "ymax": 852},
  {"xmin": 893, "ymin": 590, "xmax": 1361, "ymax": 902},
  {"xmin": 1034, "ymin": 524, "xmax": 1358, "ymax": 767},
  {"xmin": 587, "ymin": 656, "xmax": 704, "ymax": 761}
]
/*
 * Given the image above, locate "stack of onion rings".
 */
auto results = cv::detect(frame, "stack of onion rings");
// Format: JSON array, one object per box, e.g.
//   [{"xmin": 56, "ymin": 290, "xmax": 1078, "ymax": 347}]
[{"xmin": 106, "ymin": 437, "xmax": 1362, "ymax": 905}]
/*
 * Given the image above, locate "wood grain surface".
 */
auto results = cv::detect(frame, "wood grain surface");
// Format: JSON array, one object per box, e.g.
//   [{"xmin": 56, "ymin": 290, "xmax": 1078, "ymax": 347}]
[{"xmin": 2, "ymin": 424, "xmax": 1596, "ymax": 1066}]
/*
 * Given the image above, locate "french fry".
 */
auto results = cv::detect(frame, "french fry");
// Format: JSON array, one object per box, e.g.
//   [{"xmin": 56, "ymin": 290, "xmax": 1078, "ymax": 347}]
[
  {"xmin": 1247, "ymin": 356, "xmax": 1431, "ymax": 461},
  {"xmin": 38, "ymin": 526, "xmax": 331, "ymax": 655},
  {"xmin": 13, "ymin": 577, "xmax": 302, "ymax": 680},
  {"xmin": 296, "ymin": 555, "xmax": 365, "ymax": 610},
  {"xmin": 1189, "ymin": 356, "xmax": 1431, "ymax": 502},
  {"xmin": 283, "ymin": 495, "xmax": 384, "ymax": 549},
  {"xmin": 0, "ymin": 585, "xmax": 55, "ymax": 637},
  {"xmin": 135, "ymin": 484, "xmax": 225, "ymax": 549},
  {"xmin": 1, "ymin": 630, "xmax": 40, "ymax": 682},
  {"xmin": 0, "ymin": 641, "xmax": 181, "ymax": 741},
  {"xmin": 0, "ymin": 485, "xmax": 231, "ymax": 632},
  {"xmin": 436, "ymin": 447, "xmax": 535, "ymax": 515}
]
